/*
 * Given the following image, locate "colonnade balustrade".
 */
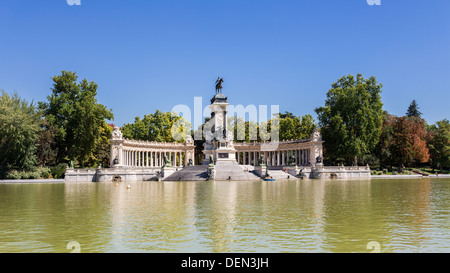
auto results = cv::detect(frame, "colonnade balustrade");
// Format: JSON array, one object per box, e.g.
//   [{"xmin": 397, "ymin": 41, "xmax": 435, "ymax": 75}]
[
  {"xmin": 233, "ymin": 138, "xmax": 323, "ymax": 167},
  {"xmin": 235, "ymin": 149, "xmax": 311, "ymax": 167},
  {"xmin": 122, "ymin": 150, "xmax": 187, "ymax": 168},
  {"xmin": 110, "ymin": 127, "xmax": 196, "ymax": 168}
]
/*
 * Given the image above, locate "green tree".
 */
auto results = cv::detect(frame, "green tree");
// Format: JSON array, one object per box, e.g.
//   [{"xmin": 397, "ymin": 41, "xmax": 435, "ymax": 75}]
[
  {"xmin": 0, "ymin": 91, "xmax": 42, "ymax": 173},
  {"xmin": 375, "ymin": 112, "xmax": 396, "ymax": 167},
  {"xmin": 427, "ymin": 119, "xmax": 450, "ymax": 169},
  {"xmin": 315, "ymin": 74, "xmax": 384, "ymax": 165},
  {"xmin": 279, "ymin": 116, "xmax": 300, "ymax": 141},
  {"xmin": 406, "ymin": 99, "xmax": 422, "ymax": 118},
  {"xmin": 299, "ymin": 114, "xmax": 316, "ymax": 139},
  {"xmin": 39, "ymin": 71, "xmax": 114, "ymax": 167},
  {"xmin": 87, "ymin": 122, "xmax": 113, "ymax": 168},
  {"xmin": 122, "ymin": 110, "xmax": 190, "ymax": 142},
  {"xmin": 279, "ymin": 111, "xmax": 296, "ymax": 119}
]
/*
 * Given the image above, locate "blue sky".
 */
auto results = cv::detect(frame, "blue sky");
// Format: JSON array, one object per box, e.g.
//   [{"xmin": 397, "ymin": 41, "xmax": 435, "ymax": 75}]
[{"xmin": 0, "ymin": 0, "xmax": 449, "ymax": 126}]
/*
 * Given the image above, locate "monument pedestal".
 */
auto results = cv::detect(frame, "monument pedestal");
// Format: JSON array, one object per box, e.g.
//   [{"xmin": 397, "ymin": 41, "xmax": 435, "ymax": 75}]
[
  {"xmin": 160, "ymin": 167, "xmax": 176, "ymax": 180},
  {"xmin": 254, "ymin": 165, "xmax": 268, "ymax": 178},
  {"xmin": 203, "ymin": 93, "xmax": 237, "ymax": 165},
  {"xmin": 284, "ymin": 166, "xmax": 300, "ymax": 177}
]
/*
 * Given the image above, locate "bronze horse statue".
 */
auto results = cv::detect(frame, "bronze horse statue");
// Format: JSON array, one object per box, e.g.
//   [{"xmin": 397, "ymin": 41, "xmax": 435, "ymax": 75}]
[{"xmin": 215, "ymin": 77, "xmax": 224, "ymax": 94}]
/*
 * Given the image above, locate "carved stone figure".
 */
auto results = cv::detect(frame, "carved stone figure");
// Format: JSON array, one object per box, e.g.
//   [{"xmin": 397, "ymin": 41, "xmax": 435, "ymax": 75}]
[
  {"xmin": 163, "ymin": 155, "xmax": 171, "ymax": 167},
  {"xmin": 288, "ymin": 155, "xmax": 296, "ymax": 166},
  {"xmin": 208, "ymin": 155, "xmax": 215, "ymax": 167},
  {"xmin": 310, "ymin": 128, "xmax": 322, "ymax": 141},
  {"xmin": 258, "ymin": 155, "xmax": 266, "ymax": 166},
  {"xmin": 316, "ymin": 155, "xmax": 323, "ymax": 164},
  {"xmin": 111, "ymin": 127, "xmax": 123, "ymax": 140}
]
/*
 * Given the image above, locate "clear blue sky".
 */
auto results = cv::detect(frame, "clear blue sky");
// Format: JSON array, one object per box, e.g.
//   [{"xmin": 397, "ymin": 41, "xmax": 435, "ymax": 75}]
[{"xmin": 1, "ymin": 0, "xmax": 449, "ymax": 126}]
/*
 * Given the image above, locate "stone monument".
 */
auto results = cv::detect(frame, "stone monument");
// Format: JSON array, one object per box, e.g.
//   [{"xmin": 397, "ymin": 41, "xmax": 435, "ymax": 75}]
[
  {"xmin": 254, "ymin": 155, "xmax": 268, "ymax": 178},
  {"xmin": 203, "ymin": 77, "xmax": 237, "ymax": 165}
]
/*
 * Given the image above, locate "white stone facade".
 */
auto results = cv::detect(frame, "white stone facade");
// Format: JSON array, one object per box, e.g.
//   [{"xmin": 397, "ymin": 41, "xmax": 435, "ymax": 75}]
[
  {"xmin": 110, "ymin": 127, "xmax": 195, "ymax": 168},
  {"xmin": 233, "ymin": 131, "xmax": 324, "ymax": 167}
]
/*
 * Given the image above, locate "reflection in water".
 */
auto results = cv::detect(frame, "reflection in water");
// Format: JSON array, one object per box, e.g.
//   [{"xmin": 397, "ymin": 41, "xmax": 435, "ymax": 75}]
[{"xmin": 0, "ymin": 179, "xmax": 449, "ymax": 253}]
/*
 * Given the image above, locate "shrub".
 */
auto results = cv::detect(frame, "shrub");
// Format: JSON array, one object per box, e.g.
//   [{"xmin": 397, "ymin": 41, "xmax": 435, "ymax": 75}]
[
  {"xmin": 6, "ymin": 170, "xmax": 22, "ymax": 180},
  {"xmin": 38, "ymin": 167, "xmax": 52, "ymax": 179},
  {"xmin": 24, "ymin": 171, "xmax": 40, "ymax": 179},
  {"xmin": 50, "ymin": 163, "xmax": 67, "ymax": 179}
]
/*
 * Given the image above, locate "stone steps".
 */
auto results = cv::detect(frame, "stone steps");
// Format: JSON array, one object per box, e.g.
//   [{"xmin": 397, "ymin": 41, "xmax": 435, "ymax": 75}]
[
  {"xmin": 266, "ymin": 169, "xmax": 294, "ymax": 180},
  {"xmin": 164, "ymin": 162, "xmax": 262, "ymax": 181},
  {"xmin": 213, "ymin": 162, "xmax": 261, "ymax": 181},
  {"xmin": 164, "ymin": 165, "xmax": 209, "ymax": 181}
]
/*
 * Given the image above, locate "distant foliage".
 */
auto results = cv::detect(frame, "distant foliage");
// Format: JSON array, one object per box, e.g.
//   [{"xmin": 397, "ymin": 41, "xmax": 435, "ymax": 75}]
[
  {"xmin": 406, "ymin": 99, "xmax": 422, "ymax": 118},
  {"xmin": 427, "ymin": 119, "xmax": 450, "ymax": 169},
  {"xmin": 122, "ymin": 110, "xmax": 191, "ymax": 142},
  {"xmin": 0, "ymin": 91, "xmax": 42, "ymax": 174},
  {"xmin": 376, "ymin": 114, "xmax": 430, "ymax": 167}
]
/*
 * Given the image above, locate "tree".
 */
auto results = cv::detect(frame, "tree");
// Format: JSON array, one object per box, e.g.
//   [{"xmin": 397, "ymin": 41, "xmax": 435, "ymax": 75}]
[
  {"xmin": 279, "ymin": 111, "xmax": 296, "ymax": 119},
  {"xmin": 39, "ymin": 71, "xmax": 114, "ymax": 167},
  {"xmin": 227, "ymin": 113, "xmax": 315, "ymax": 142},
  {"xmin": 88, "ymin": 122, "xmax": 113, "ymax": 168},
  {"xmin": 315, "ymin": 74, "xmax": 384, "ymax": 165},
  {"xmin": 36, "ymin": 119, "xmax": 58, "ymax": 167},
  {"xmin": 408, "ymin": 117, "xmax": 430, "ymax": 165},
  {"xmin": 406, "ymin": 99, "xmax": 422, "ymax": 118},
  {"xmin": 0, "ymin": 91, "xmax": 42, "ymax": 173},
  {"xmin": 279, "ymin": 116, "xmax": 300, "ymax": 141},
  {"xmin": 299, "ymin": 114, "xmax": 316, "ymax": 139},
  {"xmin": 390, "ymin": 116, "xmax": 414, "ymax": 166},
  {"xmin": 376, "ymin": 114, "xmax": 430, "ymax": 168},
  {"xmin": 122, "ymin": 110, "xmax": 190, "ymax": 142},
  {"xmin": 427, "ymin": 119, "xmax": 450, "ymax": 169},
  {"xmin": 375, "ymin": 112, "xmax": 396, "ymax": 167}
]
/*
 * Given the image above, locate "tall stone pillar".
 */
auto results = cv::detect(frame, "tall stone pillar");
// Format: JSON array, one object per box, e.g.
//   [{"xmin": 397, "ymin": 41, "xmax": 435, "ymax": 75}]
[
  {"xmin": 110, "ymin": 127, "xmax": 124, "ymax": 168},
  {"xmin": 309, "ymin": 129, "xmax": 324, "ymax": 166}
]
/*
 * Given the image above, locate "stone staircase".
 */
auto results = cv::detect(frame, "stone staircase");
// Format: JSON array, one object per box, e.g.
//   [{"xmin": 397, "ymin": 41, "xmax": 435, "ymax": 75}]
[
  {"xmin": 266, "ymin": 169, "xmax": 294, "ymax": 180},
  {"xmin": 162, "ymin": 163, "xmax": 299, "ymax": 181},
  {"xmin": 164, "ymin": 165, "xmax": 209, "ymax": 181},
  {"xmin": 213, "ymin": 162, "xmax": 261, "ymax": 181},
  {"xmin": 163, "ymin": 162, "xmax": 262, "ymax": 181}
]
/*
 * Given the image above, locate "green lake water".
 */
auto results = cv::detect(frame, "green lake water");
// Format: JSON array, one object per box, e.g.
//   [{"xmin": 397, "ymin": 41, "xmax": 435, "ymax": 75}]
[{"xmin": 1, "ymin": 178, "xmax": 450, "ymax": 253}]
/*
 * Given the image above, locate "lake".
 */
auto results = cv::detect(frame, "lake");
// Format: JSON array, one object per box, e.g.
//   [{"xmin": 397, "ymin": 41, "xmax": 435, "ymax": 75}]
[{"xmin": 1, "ymin": 178, "xmax": 450, "ymax": 253}]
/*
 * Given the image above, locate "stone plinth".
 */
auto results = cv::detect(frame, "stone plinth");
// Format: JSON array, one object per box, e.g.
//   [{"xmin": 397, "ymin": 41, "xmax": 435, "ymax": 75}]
[
  {"xmin": 284, "ymin": 166, "xmax": 300, "ymax": 177},
  {"xmin": 253, "ymin": 165, "xmax": 267, "ymax": 178},
  {"xmin": 160, "ymin": 167, "xmax": 176, "ymax": 179}
]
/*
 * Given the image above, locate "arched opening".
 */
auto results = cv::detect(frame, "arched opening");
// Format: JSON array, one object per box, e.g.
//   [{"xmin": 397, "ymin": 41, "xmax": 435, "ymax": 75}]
[{"xmin": 113, "ymin": 175, "xmax": 122, "ymax": 182}]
